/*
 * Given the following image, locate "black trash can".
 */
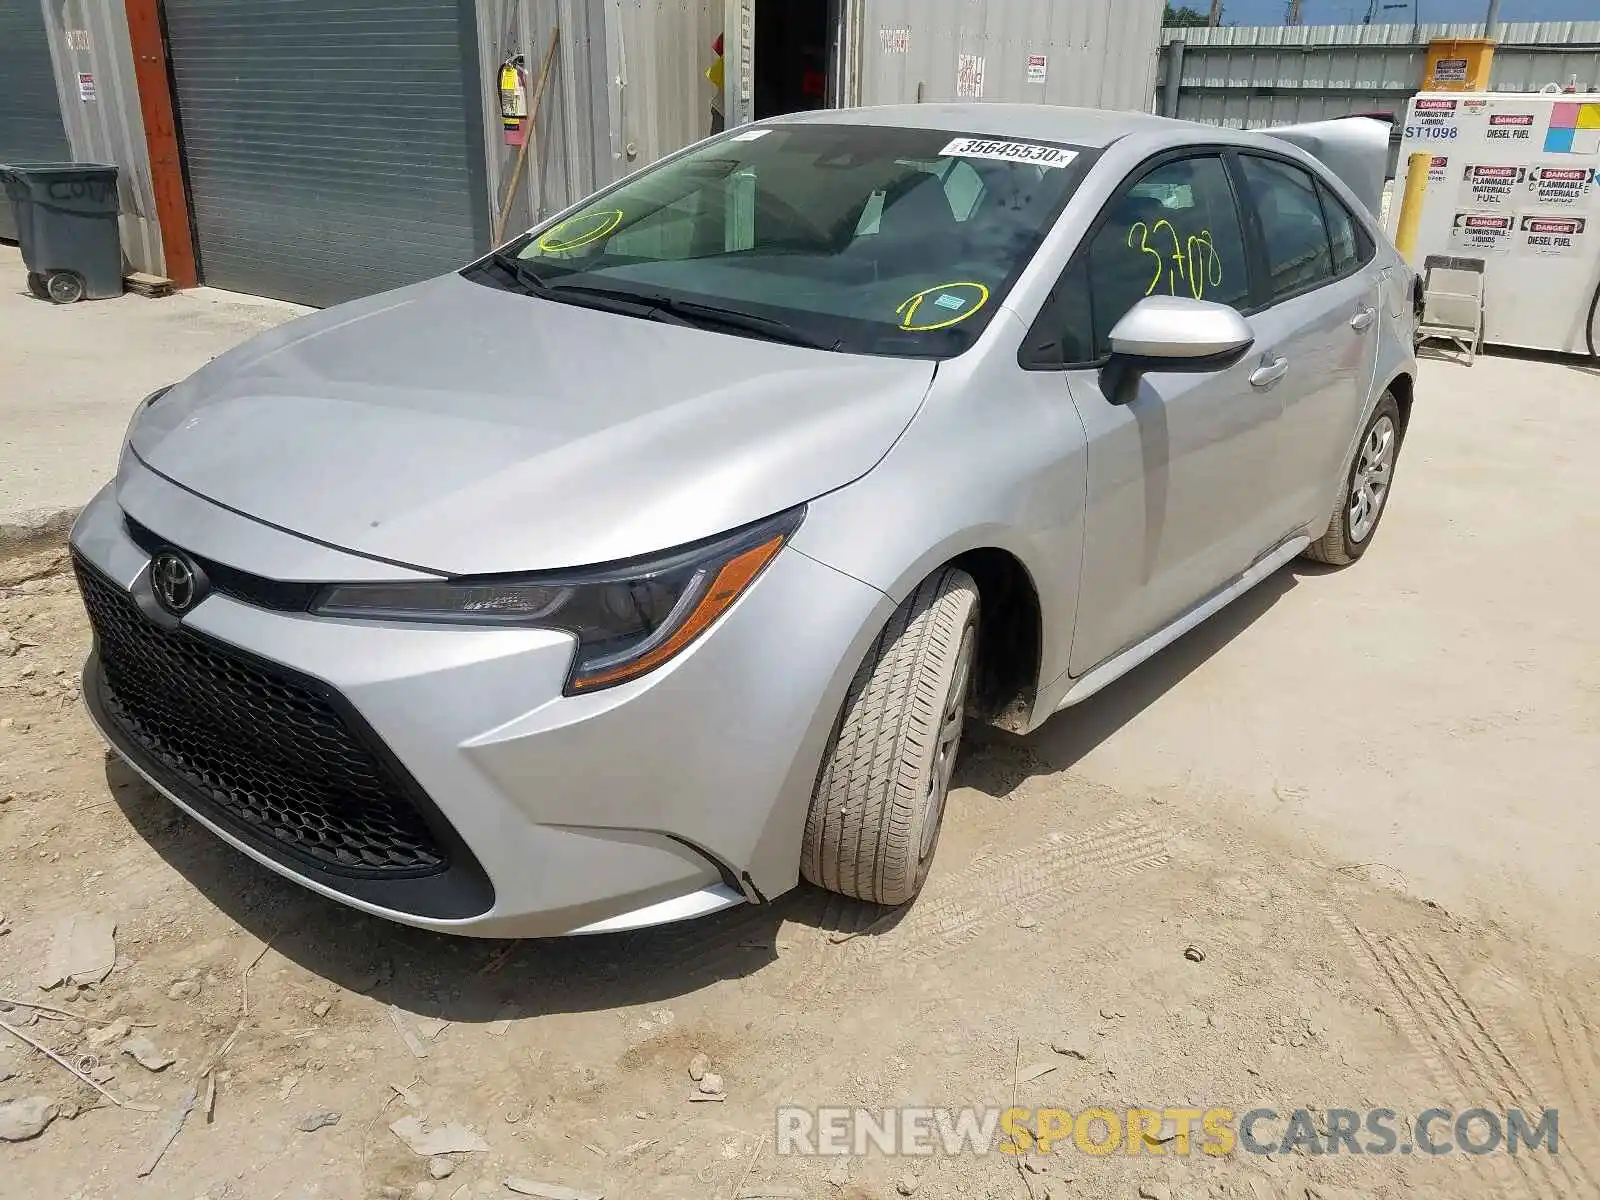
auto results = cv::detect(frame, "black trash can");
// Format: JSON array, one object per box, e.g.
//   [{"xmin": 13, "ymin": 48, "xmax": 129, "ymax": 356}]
[{"xmin": 1, "ymin": 163, "xmax": 123, "ymax": 303}]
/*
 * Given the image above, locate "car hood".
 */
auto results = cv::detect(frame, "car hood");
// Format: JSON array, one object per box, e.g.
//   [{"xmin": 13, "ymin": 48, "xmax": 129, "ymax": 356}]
[{"xmin": 129, "ymin": 274, "xmax": 936, "ymax": 575}]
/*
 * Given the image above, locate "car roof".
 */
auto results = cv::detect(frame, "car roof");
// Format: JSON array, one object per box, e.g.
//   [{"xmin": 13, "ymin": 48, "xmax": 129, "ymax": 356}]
[{"xmin": 770, "ymin": 103, "xmax": 1195, "ymax": 149}]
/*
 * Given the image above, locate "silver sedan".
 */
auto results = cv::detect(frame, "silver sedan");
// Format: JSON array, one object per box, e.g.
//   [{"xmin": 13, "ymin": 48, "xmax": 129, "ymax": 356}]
[{"xmin": 71, "ymin": 104, "xmax": 1415, "ymax": 936}]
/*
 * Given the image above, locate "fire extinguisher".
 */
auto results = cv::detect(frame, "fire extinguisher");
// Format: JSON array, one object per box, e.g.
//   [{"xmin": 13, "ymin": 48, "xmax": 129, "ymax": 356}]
[{"xmin": 499, "ymin": 54, "xmax": 529, "ymax": 145}]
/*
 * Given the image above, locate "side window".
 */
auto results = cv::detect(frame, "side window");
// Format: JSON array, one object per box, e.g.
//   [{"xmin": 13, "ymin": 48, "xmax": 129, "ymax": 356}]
[
  {"xmin": 1024, "ymin": 255, "xmax": 1096, "ymax": 368},
  {"xmin": 1316, "ymin": 179, "xmax": 1369, "ymax": 277},
  {"xmin": 1239, "ymin": 156, "xmax": 1336, "ymax": 300},
  {"xmin": 1083, "ymin": 155, "xmax": 1250, "ymax": 358}
]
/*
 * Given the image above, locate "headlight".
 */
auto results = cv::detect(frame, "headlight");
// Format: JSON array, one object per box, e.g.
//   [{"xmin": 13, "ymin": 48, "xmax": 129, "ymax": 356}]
[{"xmin": 311, "ymin": 507, "xmax": 804, "ymax": 693}]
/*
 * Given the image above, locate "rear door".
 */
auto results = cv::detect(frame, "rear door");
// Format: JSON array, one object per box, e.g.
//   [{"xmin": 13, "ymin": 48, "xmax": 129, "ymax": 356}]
[
  {"xmin": 1233, "ymin": 154, "xmax": 1380, "ymax": 534},
  {"xmin": 1033, "ymin": 152, "xmax": 1287, "ymax": 677}
]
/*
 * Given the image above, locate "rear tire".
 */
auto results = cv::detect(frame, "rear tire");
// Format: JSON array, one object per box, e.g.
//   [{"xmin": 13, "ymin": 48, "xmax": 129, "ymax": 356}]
[
  {"xmin": 801, "ymin": 567, "xmax": 979, "ymax": 907},
  {"xmin": 1303, "ymin": 393, "xmax": 1403, "ymax": 566},
  {"xmin": 26, "ymin": 272, "xmax": 49, "ymax": 300}
]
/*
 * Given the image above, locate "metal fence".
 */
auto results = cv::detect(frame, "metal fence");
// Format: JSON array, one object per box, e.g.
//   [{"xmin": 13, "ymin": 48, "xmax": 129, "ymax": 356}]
[{"xmin": 1160, "ymin": 21, "xmax": 1600, "ymax": 130}]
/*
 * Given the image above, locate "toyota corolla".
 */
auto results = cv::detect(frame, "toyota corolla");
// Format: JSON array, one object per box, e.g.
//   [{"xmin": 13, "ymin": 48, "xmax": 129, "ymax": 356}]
[{"xmin": 71, "ymin": 105, "xmax": 1415, "ymax": 936}]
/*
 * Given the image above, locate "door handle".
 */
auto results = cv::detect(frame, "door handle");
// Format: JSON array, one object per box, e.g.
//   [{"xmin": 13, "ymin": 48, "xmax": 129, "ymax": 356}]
[
  {"xmin": 1350, "ymin": 306, "xmax": 1377, "ymax": 332},
  {"xmin": 1249, "ymin": 355, "xmax": 1290, "ymax": 389}
]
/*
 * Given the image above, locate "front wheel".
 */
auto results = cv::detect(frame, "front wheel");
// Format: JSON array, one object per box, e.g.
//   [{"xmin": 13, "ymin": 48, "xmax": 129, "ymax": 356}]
[
  {"xmin": 1303, "ymin": 393, "xmax": 1403, "ymax": 566},
  {"xmin": 801, "ymin": 567, "xmax": 979, "ymax": 907}
]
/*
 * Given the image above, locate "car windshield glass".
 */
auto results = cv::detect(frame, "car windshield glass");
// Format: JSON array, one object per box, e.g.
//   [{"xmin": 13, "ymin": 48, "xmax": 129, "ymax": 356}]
[{"xmin": 465, "ymin": 123, "xmax": 1089, "ymax": 358}]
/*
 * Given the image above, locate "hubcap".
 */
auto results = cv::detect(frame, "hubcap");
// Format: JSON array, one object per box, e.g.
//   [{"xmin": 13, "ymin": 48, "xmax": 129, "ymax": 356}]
[
  {"xmin": 920, "ymin": 627, "xmax": 974, "ymax": 863},
  {"xmin": 1348, "ymin": 415, "xmax": 1396, "ymax": 543}
]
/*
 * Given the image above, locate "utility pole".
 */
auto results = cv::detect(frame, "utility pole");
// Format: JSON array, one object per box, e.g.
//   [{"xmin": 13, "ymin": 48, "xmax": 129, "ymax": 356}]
[
  {"xmin": 1285, "ymin": 0, "xmax": 1303, "ymax": 24},
  {"xmin": 1483, "ymin": 0, "xmax": 1500, "ymax": 39},
  {"xmin": 1209, "ymin": 0, "xmax": 1224, "ymax": 27}
]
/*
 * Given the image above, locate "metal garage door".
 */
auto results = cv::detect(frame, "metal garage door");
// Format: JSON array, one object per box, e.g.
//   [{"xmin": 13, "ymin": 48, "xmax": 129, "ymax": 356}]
[
  {"xmin": 162, "ymin": 0, "xmax": 488, "ymax": 307},
  {"xmin": 0, "ymin": 0, "xmax": 72, "ymax": 240}
]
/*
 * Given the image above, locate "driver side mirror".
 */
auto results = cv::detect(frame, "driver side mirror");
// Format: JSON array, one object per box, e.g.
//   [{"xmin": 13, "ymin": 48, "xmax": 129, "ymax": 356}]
[{"xmin": 1107, "ymin": 295, "xmax": 1254, "ymax": 365}]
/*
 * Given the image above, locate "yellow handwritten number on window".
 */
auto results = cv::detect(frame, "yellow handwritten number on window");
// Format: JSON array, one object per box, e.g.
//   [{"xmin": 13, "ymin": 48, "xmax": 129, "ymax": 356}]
[{"xmin": 1126, "ymin": 222, "xmax": 1222, "ymax": 301}]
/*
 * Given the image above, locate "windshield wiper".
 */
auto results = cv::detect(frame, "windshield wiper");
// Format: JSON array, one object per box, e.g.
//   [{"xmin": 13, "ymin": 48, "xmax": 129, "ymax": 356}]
[
  {"xmin": 488, "ymin": 263, "xmax": 838, "ymax": 350},
  {"xmin": 488, "ymin": 250, "xmax": 550, "ymax": 293},
  {"xmin": 640, "ymin": 296, "xmax": 841, "ymax": 350}
]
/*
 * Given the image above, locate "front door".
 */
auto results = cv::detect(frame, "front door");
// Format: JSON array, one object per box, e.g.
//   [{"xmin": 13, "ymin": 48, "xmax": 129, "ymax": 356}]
[{"xmin": 1056, "ymin": 153, "xmax": 1287, "ymax": 676}]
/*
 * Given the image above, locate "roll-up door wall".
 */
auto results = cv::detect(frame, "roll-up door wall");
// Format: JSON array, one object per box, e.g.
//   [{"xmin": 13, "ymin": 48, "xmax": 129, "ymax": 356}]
[
  {"xmin": 162, "ymin": 0, "xmax": 490, "ymax": 307},
  {"xmin": 0, "ymin": 0, "xmax": 73, "ymax": 240}
]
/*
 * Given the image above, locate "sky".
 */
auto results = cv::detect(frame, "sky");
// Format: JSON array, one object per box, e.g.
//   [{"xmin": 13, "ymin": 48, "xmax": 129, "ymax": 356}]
[{"xmin": 1215, "ymin": 0, "xmax": 1596, "ymax": 23}]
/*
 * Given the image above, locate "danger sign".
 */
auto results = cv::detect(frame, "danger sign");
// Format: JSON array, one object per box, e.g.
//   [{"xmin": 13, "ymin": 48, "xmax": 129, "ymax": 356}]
[{"xmin": 1518, "ymin": 215, "xmax": 1587, "ymax": 257}]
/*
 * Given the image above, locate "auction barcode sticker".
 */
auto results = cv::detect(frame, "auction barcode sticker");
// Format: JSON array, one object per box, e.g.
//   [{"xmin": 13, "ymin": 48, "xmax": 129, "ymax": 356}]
[{"xmin": 940, "ymin": 137, "xmax": 1077, "ymax": 169}]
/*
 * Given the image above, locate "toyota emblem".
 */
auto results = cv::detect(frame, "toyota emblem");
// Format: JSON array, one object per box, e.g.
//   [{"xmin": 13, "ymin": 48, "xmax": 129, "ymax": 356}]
[{"xmin": 151, "ymin": 552, "xmax": 199, "ymax": 614}]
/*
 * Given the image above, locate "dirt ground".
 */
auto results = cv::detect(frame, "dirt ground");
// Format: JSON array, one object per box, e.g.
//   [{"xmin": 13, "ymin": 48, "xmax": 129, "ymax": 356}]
[{"xmin": 1, "ymin": 352, "xmax": 1598, "ymax": 1200}]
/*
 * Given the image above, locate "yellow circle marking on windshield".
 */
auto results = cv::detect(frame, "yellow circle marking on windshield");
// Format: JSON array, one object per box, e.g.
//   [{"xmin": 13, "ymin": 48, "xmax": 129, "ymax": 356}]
[
  {"xmin": 895, "ymin": 282, "xmax": 991, "ymax": 332},
  {"xmin": 536, "ymin": 209, "xmax": 624, "ymax": 253}
]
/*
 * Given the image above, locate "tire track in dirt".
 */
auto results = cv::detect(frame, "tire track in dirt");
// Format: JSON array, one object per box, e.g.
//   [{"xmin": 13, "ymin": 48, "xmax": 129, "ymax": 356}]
[
  {"xmin": 1354, "ymin": 927, "xmax": 1594, "ymax": 1200},
  {"xmin": 844, "ymin": 809, "xmax": 1174, "ymax": 964}
]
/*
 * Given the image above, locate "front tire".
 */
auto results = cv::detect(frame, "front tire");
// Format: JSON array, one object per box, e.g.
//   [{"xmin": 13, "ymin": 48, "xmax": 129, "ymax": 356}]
[
  {"xmin": 801, "ymin": 567, "xmax": 979, "ymax": 907},
  {"xmin": 1303, "ymin": 393, "xmax": 1403, "ymax": 566}
]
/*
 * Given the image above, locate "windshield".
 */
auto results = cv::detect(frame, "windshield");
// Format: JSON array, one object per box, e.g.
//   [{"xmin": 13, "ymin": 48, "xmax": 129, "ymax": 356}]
[{"xmin": 465, "ymin": 123, "xmax": 1091, "ymax": 358}]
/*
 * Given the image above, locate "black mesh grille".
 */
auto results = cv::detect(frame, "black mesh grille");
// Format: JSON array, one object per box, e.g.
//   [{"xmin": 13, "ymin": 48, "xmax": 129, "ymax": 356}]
[{"xmin": 75, "ymin": 556, "xmax": 447, "ymax": 878}]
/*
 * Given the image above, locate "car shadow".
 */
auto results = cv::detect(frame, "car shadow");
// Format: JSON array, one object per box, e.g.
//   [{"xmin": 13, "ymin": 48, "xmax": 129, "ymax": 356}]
[
  {"xmin": 106, "ymin": 758, "xmax": 896, "ymax": 1024},
  {"xmin": 953, "ymin": 563, "xmax": 1299, "ymax": 792}
]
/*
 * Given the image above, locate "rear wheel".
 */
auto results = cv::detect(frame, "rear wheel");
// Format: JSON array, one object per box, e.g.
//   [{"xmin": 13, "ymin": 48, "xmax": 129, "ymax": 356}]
[
  {"xmin": 801, "ymin": 567, "xmax": 979, "ymax": 907},
  {"xmin": 1303, "ymin": 393, "xmax": 1402, "ymax": 566},
  {"xmin": 26, "ymin": 272, "xmax": 49, "ymax": 300}
]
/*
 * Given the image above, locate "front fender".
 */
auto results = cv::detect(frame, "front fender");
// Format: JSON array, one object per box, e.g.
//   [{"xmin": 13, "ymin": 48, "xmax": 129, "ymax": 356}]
[{"xmin": 789, "ymin": 338, "xmax": 1089, "ymax": 694}]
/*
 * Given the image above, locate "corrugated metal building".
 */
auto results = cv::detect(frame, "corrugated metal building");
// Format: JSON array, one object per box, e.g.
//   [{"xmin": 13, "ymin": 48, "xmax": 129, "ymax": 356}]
[
  {"xmin": 4, "ymin": 0, "xmax": 1166, "ymax": 307},
  {"xmin": 1162, "ymin": 21, "xmax": 1600, "ymax": 129},
  {"xmin": 0, "ymin": 0, "xmax": 72, "ymax": 239}
]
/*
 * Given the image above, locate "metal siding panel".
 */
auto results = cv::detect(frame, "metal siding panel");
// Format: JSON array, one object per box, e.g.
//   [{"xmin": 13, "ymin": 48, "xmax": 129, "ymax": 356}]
[
  {"xmin": 164, "ymin": 0, "xmax": 489, "ymax": 308},
  {"xmin": 0, "ymin": 0, "xmax": 71, "ymax": 236},
  {"xmin": 860, "ymin": 0, "xmax": 1161, "ymax": 112},
  {"xmin": 36, "ymin": 0, "xmax": 163, "ymax": 274},
  {"xmin": 1167, "ymin": 19, "xmax": 1600, "ymax": 137}
]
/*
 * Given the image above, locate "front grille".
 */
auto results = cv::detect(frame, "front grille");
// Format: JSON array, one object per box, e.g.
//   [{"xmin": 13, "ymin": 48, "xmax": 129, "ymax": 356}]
[{"xmin": 75, "ymin": 556, "xmax": 447, "ymax": 878}]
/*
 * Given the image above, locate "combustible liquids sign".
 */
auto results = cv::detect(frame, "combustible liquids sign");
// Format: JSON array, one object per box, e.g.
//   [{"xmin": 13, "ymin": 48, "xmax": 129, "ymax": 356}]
[
  {"xmin": 1486, "ymin": 112, "xmax": 1538, "ymax": 144},
  {"xmin": 1026, "ymin": 54, "xmax": 1048, "ymax": 84},
  {"xmin": 1527, "ymin": 165, "xmax": 1596, "ymax": 208},
  {"xmin": 1449, "ymin": 212, "xmax": 1515, "ymax": 255},
  {"xmin": 957, "ymin": 54, "xmax": 985, "ymax": 99},
  {"xmin": 1519, "ymin": 215, "xmax": 1587, "ymax": 257},
  {"xmin": 1406, "ymin": 98, "xmax": 1459, "ymax": 141},
  {"xmin": 1462, "ymin": 164, "xmax": 1524, "ymax": 208}
]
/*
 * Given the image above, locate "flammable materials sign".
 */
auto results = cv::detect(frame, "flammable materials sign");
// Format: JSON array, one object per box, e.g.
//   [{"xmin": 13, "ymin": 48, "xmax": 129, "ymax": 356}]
[{"xmin": 1461, "ymin": 164, "xmax": 1525, "ymax": 208}]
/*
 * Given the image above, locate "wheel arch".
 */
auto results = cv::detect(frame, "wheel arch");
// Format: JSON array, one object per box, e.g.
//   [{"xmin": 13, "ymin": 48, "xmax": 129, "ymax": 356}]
[
  {"xmin": 1386, "ymin": 369, "xmax": 1415, "ymax": 438},
  {"xmin": 872, "ymin": 541, "xmax": 1048, "ymax": 735}
]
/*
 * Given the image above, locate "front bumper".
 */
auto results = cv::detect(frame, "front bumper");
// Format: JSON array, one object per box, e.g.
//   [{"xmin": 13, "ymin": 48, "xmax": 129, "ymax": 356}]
[{"xmin": 70, "ymin": 473, "xmax": 890, "ymax": 936}]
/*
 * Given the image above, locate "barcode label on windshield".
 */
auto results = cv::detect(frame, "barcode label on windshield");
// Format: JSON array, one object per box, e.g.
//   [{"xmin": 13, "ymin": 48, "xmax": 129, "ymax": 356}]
[{"xmin": 940, "ymin": 137, "xmax": 1077, "ymax": 169}]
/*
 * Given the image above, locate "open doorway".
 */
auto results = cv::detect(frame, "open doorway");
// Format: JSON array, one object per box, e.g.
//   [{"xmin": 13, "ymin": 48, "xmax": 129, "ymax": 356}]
[{"xmin": 752, "ymin": 0, "xmax": 832, "ymax": 119}]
